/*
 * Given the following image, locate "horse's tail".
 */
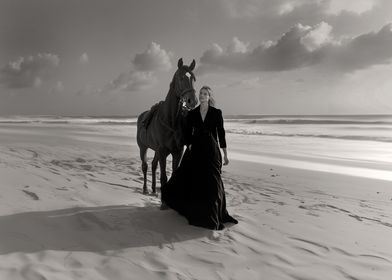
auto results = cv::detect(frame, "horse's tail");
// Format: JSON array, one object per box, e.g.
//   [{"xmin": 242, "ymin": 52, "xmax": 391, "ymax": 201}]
[
  {"xmin": 136, "ymin": 111, "xmax": 149, "ymax": 147},
  {"xmin": 137, "ymin": 112, "xmax": 147, "ymax": 128}
]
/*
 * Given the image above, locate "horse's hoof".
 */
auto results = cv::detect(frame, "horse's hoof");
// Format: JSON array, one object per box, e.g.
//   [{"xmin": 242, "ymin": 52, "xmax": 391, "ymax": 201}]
[{"xmin": 143, "ymin": 189, "xmax": 148, "ymax": 195}]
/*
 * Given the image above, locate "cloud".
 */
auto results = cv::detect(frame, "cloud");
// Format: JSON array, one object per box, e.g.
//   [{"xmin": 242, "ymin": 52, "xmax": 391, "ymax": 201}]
[
  {"xmin": 219, "ymin": 0, "xmax": 378, "ymax": 18},
  {"xmin": 48, "ymin": 81, "xmax": 64, "ymax": 94},
  {"xmin": 0, "ymin": 53, "xmax": 60, "ymax": 88},
  {"xmin": 199, "ymin": 24, "xmax": 321, "ymax": 72},
  {"xmin": 55, "ymin": 81, "xmax": 64, "ymax": 91},
  {"xmin": 278, "ymin": 0, "xmax": 378, "ymax": 16},
  {"xmin": 227, "ymin": 77, "xmax": 262, "ymax": 89},
  {"xmin": 326, "ymin": 23, "xmax": 392, "ymax": 71},
  {"xmin": 219, "ymin": 0, "xmax": 320, "ymax": 18},
  {"xmin": 102, "ymin": 70, "xmax": 157, "ymax": 94},
  {"xmin": 278, "ymin": 2, "xmax": 300, "ymax": 15},
  {"xmin": 96, "ymin": 42, "xmax": 172, "ymax": 95},
  {"xmin": 79, "ymin": 53, "xmax": 89, "ymax": 64},
  {"xmin": 220, "ymin": 0, "xmax": 267, "ymax": 18},
  {"xmin": 326, "ymin": 0, "xmax": 378, "ymax": 15},
  {"xmin": 300, "ymin": 21, "xmax": 333, "ymax": 51},
  {"xmin": 132, "ymin": 42, "xmax": 173, "ymax": 72},
  {"xmin": 227, "ymin": 37, "xmax": 250, "ymax": 53},
  {"xmin": 198, "ymin": 22, "xmax": 392, "ymax": 73},
  {"xmin": 76, "ymin": 84, "xmax": 95, "ymax": 96},
  {"xmin": 33, "ymin": 77, "xmax": 43, "ymax": 88}
]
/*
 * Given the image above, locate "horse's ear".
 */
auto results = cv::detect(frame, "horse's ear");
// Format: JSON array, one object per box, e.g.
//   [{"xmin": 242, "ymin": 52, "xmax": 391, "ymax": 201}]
[
  {"xmin": 178, "ymin": 58, "xmax": 183, "ymax": 68},
  {"xmin": 189, "ymin": 59, "xmax": 196, "ymax": 71}
]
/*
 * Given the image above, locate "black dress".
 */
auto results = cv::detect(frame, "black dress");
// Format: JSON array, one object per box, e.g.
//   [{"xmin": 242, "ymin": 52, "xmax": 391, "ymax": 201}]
[{"xmin": 161, "ymin": 105, "xmax": 238, "ymax": 230}]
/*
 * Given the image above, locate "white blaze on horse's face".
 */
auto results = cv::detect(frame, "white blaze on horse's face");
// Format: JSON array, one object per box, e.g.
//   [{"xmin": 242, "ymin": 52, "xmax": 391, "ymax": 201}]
[{"xmin": 176, "ymin": 71, "xmax": 192, "ymax": 95}]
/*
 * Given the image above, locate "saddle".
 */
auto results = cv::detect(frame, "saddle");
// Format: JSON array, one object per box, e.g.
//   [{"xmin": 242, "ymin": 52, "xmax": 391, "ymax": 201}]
[{"xmin": 141, "ymin": 101, "xmax": 164, "ymax": 128}]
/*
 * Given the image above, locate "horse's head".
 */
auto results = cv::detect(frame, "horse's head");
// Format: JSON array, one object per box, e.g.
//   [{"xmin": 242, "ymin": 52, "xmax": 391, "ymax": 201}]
[{"xmin": 172, "ymin": 58, "xmax": 198, "ymax": 112}]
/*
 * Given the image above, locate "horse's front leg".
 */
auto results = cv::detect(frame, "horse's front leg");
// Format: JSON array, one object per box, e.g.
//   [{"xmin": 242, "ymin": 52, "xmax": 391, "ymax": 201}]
[
  {"xmin": 158, "ymin": 150, "xmax": 168, "ymax": 188},
  {"xmin": 139, "ymin": 146, "xmax": 148, "ymax": 194},
  {"xmin": 151, "ymin": 152, "xmax": 159, "ymax": 194}
]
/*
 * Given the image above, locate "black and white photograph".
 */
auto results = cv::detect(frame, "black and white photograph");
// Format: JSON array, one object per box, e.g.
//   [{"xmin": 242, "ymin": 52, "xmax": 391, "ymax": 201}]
[{"xmin": 1, "ymin": 0, "xmax": 392, "ymax": 279}]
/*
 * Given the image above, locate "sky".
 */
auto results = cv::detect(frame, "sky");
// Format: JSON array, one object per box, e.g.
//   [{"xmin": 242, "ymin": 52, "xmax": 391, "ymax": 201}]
[{"xmin": 1, "ymin": 0, "xmax": 392, "ymax": 116}]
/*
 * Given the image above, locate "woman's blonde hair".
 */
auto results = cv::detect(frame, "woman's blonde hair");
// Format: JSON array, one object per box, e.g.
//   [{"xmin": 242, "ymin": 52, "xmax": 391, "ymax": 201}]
[{"xmin": 200, "ymin": 85, "xmax": 216, "ymax": 107}]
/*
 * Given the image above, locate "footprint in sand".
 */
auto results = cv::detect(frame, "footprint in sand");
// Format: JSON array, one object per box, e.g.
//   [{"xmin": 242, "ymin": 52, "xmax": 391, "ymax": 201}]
[
  {"xmin": 359, "ymin": 254, "xmax": 392, "ymax": 264},
  {"xmin": 266, "ymin": 208, "xmax": 280, "ymax": 216},
  {"xmin": 331, "ymin": 247, "xmax": 354, "ymax": 257},
  {"xmin": 290, "ymin": 237, "xmax": 330, "ymax": 257},
  {"xmin": 80, "ymin": 164, "xmax": 93, "ymax": 171},
  {"xmin": 75, "ymin": 158, "xmax": 87, "ymax": 163},
  {"xmin": 49, "ymin": 167, "xmax": 61, "ymax": 175},
  {"xmin": 332, "ymin": 247, "xmax": 392, "ymax": 264},
  {"xmin": 26, "ymin": 149, "xmax": 39, "ymax": 159},
  {"xmin": 22, "ymin": 189, "xmax": 39, "ymax": 200},
  {"xmin": 298, "ymin": 205, "xmax": 320, "ymax": 217},
  {"xmin": 272, "ymin": 201, "xmax": 286, "ymax": 206},
  {"xmin": 129, "ymin": 170, "xmax": 140, "ymax": 176}
]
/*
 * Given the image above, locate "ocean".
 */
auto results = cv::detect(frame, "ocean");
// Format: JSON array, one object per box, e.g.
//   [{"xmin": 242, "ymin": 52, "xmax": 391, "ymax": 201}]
[
  {"xmin": 224, "ymin": 114, "xmax": 392, "ymax": 143},
  {"xmin": 224, "ymin": 115, "xmax": 392, "ymax": 181},
  {"xmin": 0, "ymin": 114, "xmax": 391, "ymax": 181},
  {"xmin": 1, "ymin": 114, "xmax": 391, "ymax": 143}
]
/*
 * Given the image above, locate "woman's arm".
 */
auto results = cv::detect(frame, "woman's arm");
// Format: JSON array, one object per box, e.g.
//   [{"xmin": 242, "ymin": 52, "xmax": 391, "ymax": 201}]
[
  {"xmin": 217, "ymin": 109, "xmax": 229, "ymax": 165},
  {"xmin": 216, "ymin": 109, "xmax": 227, "ymax": 148},
  {"xmin": 222, "ymin": 147, "xmax": 229, "ymax": 165}
]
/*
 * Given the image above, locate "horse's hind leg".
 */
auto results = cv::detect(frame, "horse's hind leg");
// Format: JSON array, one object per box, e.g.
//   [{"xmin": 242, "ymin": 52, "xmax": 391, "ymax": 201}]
[
  {"xmin": 151, "ymin": 152, "xmax": 159, "ymax": 194},
  {"xmin": 139, "ymin": 146, "xmax": 148, "ymax": 194}
]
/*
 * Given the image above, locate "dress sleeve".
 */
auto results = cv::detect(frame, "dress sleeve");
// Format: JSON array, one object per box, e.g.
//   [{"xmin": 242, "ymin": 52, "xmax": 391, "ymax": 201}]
[{"xmin": 217, "ymin": 109, "xmax": 227, "ymax": 148}]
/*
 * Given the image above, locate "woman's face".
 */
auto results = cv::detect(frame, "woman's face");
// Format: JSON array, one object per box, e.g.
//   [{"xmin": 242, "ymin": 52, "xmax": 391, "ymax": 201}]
[{"xmin": 199, "ymin": 89, "xmax": 210, "ymax": 104}]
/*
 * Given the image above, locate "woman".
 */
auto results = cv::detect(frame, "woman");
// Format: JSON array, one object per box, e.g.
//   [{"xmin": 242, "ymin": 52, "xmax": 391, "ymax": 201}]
[{"xmin": 161, "ymin": 86, "xmax": 238, "ymax": 230}]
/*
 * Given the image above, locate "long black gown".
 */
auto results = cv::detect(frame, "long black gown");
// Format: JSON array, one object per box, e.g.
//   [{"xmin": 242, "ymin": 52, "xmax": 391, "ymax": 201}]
[{"xmin": 161, "ymin": 105, "xmax": 238, "ymax": 230}]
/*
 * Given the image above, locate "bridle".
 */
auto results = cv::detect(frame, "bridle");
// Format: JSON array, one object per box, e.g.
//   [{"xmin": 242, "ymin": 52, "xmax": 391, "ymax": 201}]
[
  {"xmin": 175, "ymin": 70, "xmax": 196, "ymax": 116},
  {"xmin": 159, "ymin": 73, "xmax": 196, "ymax": 133},
  {"xmin": 178, "ymin": 88, "xmax": 196, "ymax": 112}
]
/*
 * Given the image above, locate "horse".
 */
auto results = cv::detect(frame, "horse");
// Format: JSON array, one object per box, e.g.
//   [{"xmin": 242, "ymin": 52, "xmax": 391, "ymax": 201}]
[{"xmin": 136, "ymin": 58, "xmax": 198, "ymax": 194}]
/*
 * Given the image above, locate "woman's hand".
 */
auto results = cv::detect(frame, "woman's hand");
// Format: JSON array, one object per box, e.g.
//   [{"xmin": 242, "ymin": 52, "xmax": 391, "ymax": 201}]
[
  {"xmin": 222, "ymin": 148, "xmax": 229, "ymax": 165},
  {"xmin": 223, "ymin": 155, "xmax": 229, "ymax": 165}
]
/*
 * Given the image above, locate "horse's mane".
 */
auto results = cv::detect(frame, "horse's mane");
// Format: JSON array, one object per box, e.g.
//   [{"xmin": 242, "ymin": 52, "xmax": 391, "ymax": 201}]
[{"xmin": 169, "ymin": 74, "xmax": 176, "ymax": 92}]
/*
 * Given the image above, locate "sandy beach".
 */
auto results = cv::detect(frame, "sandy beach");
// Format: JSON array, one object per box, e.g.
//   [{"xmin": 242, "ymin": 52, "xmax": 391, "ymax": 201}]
[
  {"xmin": 1, "ymin": 120, "xmax": 392, "ymax": 280},
  {"xmin": 2, "ymin": 0, "xmax": 392, "ymax": 278}
]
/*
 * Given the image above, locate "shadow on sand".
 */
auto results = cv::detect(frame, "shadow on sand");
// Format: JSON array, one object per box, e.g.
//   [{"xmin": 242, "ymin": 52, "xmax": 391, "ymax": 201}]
[{"xmin": 0, "ymin": 205, "xmax": 211, "ymax": 254}]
